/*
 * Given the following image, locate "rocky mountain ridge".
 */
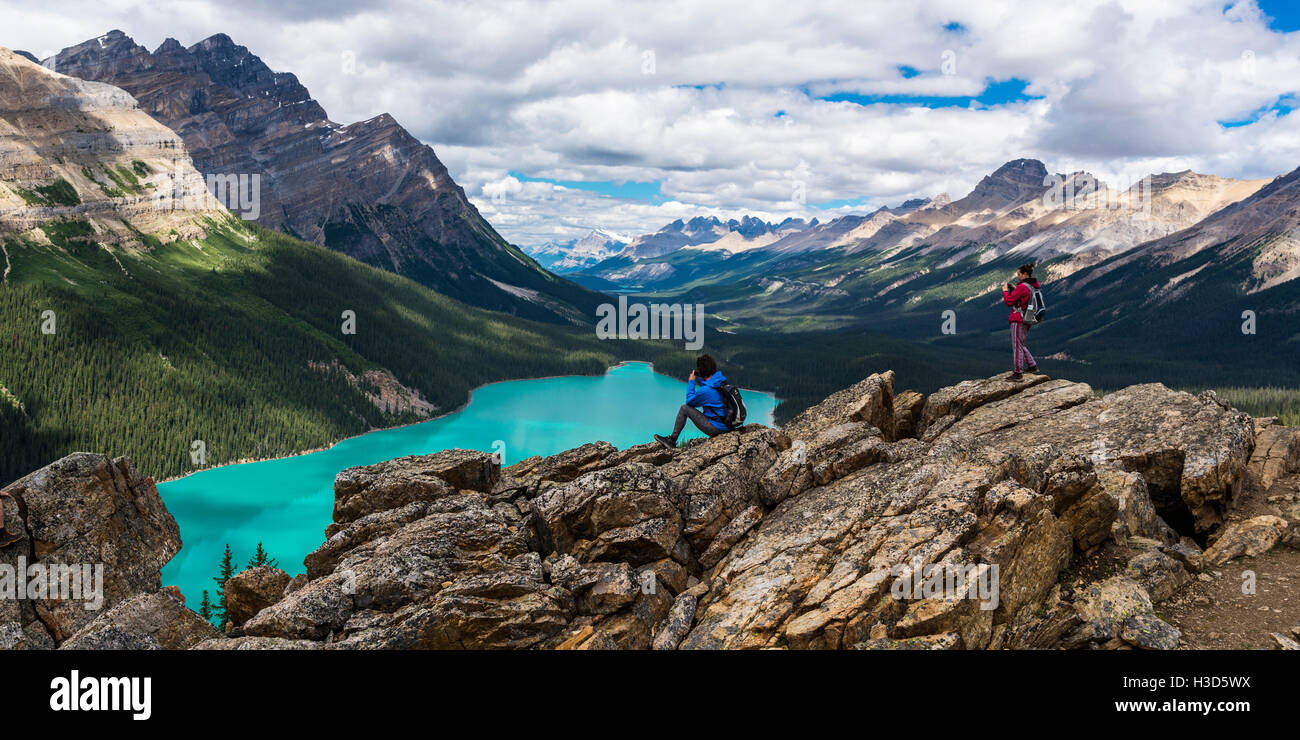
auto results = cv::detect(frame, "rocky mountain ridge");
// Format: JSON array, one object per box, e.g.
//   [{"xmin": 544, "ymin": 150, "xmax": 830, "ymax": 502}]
[
  {"xmin": 0, "ymin": 47, "xmax": 226, "ymax": 245},
  {"xmin": 571, "ymin": 159, "xmax": 1267, "ymax": 294},
  {"xmin": 48, "ymin": 30, "xmax": 603, "ymax": 323},
  {"xmin": 525, "ymin": 229, "xmax": 628, "ymax": 272},
  {"xmin": 615, "ymin": 214, "xmax": 818, "ymax": 261},
  {"xmin": 6, "ymin": 370, "xmax": 1297, "ymax": 650},
  {"xmin": 1069, "ymin": 164, "xmax": 1300, "ymax": 297}
]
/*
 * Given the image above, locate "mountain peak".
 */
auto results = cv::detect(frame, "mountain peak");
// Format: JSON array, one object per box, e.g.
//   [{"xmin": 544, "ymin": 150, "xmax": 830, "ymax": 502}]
[
  {"xmin": 989, "ymin": 158, "xmax": 1049, "ymax": 185},
  {"xmin": 154, "ymin": 38, "xmax": 186, "ymax": 55},
  {"xmin": 193, "ymin": 33, "xmax": 237, "ymax": 50},
  {"xmin": 955, "ymin": 158, "xmax": 1050, "ymax": 211}
]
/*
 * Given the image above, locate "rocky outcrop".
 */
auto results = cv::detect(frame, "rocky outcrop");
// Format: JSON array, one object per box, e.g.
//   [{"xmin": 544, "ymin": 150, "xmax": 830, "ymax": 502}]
[
  {"xmin": 60, "ymin": 589, "xmax": 220, "ymax": 650},
  {"xmin": 7, "ymin": 369, "xmax": 1273, "ymax": 651},
  {"xmin": 49, "ymin": 31, "xmax": 601, "ymax": 324},
  {"xmin": 182, "ymin": 369, "xmax": 1264, "ymax": 651},
  {"xmin": 0, "ymin": 453, "xmax": 182, "ymax": 647},
  {"xmin": 224, "ymin": 566, "xmax": 292, "ymax": 629},
  {"xmin": 933, "ymin": 379, "xmax": 1253, "ymax": 534}
]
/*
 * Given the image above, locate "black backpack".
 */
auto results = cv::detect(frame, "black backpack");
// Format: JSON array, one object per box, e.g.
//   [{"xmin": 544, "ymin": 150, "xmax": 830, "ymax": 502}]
[
  {"xmin": 1021, "ymin": 282, "xmax": 1047, "ymax": 325},
  {"xmin": 718, "ymin": 382, "xmax": 747, "ymax": 428}
]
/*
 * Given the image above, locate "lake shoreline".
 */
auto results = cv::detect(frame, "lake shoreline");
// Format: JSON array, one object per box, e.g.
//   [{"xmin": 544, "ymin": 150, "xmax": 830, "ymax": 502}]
[
  {"xmin": 157, "ymin": 360, "xmax": 748, "ymax": 484},
  {"xmin": 156, "ymin": 361, "xmax": 780, "ymax": 607}
]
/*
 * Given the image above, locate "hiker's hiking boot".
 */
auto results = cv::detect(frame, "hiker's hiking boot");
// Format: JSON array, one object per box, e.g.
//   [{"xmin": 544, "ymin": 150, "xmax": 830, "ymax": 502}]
[
  {"xmin": 1010, "ymin": 372, "xmax": 1024, "ymax": 380},
  {"xmin": 0, "ymin": 491, "xmax": 21, "ymax": 549},
  {"xmin": 1026, "ymin": 365, "xmax": 1039, "ymax": 373},
  {"xmin": 654, "ymin": 434, "xmax": 677, "ymax": 450}
]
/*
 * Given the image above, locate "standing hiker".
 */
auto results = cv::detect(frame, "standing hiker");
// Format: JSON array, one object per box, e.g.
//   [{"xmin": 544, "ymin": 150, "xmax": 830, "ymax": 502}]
[{"xmin": 1003, "ymin": 263, "xmax": 1042, "ymax": 380}]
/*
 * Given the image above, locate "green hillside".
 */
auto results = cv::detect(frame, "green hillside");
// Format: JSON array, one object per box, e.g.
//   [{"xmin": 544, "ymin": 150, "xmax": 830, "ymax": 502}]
[
  {"xmin": 1, "ymin": 209, "xmax": 1012, "ymax": 483},
  {"xmin": 0, "ymin": 215, "xmax": 633, "ymax": 483}
]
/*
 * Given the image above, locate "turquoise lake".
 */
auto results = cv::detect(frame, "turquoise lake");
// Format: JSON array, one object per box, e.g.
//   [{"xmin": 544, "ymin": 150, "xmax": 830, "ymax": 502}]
[{"xmin": 159, "ymin": 362, "xmax": 777, "ymax": 608}]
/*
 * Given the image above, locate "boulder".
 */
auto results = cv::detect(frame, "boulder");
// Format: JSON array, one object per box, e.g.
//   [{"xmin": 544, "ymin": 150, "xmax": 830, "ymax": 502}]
[
  {"xmin": 1269, "ymin": 632, "xmax": 1299, "ymax": 650},
  {"xmin": 1119, "ymin": 612, "xmax": 1181, "ymax": 650},
  {"xmin": 330, "ymin": 450, "xmax": 498, "ymax": 529},
  {"xmin": 60, "ymin": 590, "xmax": 219, "ymax": 650},
  {"xmin": 1203, "ymin": 515, "xmax": 1288, "ymax": 565},
  {"xmin": 0, "ymin": 621, "xmax": 55, "ymax": 650},
  {"xmin": 681, "ymin": 449, "xmax": 1071, "ymax": 649},
  {"xmin": 240, "ymin": 570, "xmax": 354, "ymax": 641},
  {"xmin": 783, "ymin": 371, "xmax": 895, "ymax": 441},
  {"xmin": 1125, "ymin": 551, "xmax": 1191, "ymax": 602},
  {"xmin": 652, "ymin": 592, "xmax": 697, "ymax": 650},
  {"xmin": 246, "ymin": 492, "xmax": 572, "ymax": 649},
  {"xmin": 573, "ymin": 562, "xmax": 639, "ymax": 616},
  {"xmin": 1097, "ymin": 467, "xmax": 1165, "ymax": 542},
  {"xmin": 531, "ymin": 464, "xmax": 684, "ymax": 566},
  {"xmin": 1069, "ymin": 576, "xmax": 1155, "ymax": 645},
  {"xmin": 224, "ymin": 566, "xmax": 292, "ymax": 628},
  {"xmin": 1247, "ymin": 425, "xmax": 1300, "ymax": 490},
  {"xmin": 1160, "ymin": 539, "xmax": 1205, "ymax": 572},
  {"xmin": 1, "ymin": 453, "xmax": 180, "ymax": 643},
  {"xmin": 499, "ymin": 442, "xmax": 620, "ymax": 496},
  {"xmin": 939, "ymin": 381, "xmax": 1254, "ymax": 535},
  {"xmin": 758, "ymin": 423, "xmax": 878, "ymax": 507},
  {"xmin": 917, "ymin": 372, "xmax": 1051, "ymax": 439},
  {"xmin": 305, "ymin": 501, "xmax": 430, "ymax": 578}
]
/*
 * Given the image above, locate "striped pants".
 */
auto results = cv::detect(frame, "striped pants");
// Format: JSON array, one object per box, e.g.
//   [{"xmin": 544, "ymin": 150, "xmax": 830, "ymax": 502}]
[{"xmin": 1011, "ymin": 322, "xmax": 1035, "ymax": 373}]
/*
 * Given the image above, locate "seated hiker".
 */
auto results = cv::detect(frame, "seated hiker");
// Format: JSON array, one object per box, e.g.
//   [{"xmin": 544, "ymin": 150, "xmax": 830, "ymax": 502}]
[
  {"xmin": 1002, "ymin": 262, "xmax": 1042, "ymax": 380},
  {"xmin": 655, "ymin": 354, "xmax": 733, "ymax": 449}
]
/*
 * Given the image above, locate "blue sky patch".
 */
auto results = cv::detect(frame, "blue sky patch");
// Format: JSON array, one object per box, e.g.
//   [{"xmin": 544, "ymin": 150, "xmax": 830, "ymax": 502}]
[
  {"xmin": 810, "ymin": 196, "xmax": 874, "ymax": 210},
  {"xmin": 1252, "ymin": 0, "xmax": 1300, "ymax": 31},
  {"xmin": 509, "ymin": 171, "xmax": 664, "ymax": 200},
  {"xmin": 817, "ymin": 77, "xmax": 1042, "ymax": 108},
  {"xmin": 1218, "ymin": 94, "xmax": 1295, "ymax": 127}
]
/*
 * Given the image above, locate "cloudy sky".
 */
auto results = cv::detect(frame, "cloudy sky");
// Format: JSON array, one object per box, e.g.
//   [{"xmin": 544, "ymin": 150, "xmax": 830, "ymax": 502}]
[{"xmin": 3, "ymin": 0, "xmax": 1299, "ymax": 247}]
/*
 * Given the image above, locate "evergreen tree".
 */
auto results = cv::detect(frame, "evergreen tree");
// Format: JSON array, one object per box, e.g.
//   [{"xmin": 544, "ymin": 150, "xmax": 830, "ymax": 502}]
[
  {"xmin": 213, "ymin": 544, "xmax": 237, "ymax": 630},
  {"xmin": 198, "ymin": 589, "xmax": 214, "ymax": 625},
  {"xmin": 245, "ymin": 541, "xmax": 278, "ymax": 570}
]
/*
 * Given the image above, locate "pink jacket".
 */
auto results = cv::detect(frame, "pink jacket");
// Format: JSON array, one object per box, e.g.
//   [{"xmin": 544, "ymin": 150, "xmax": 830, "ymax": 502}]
[{"xmin": 1002, "ymin": 279, "xmax": 1040, "ymax": 323}]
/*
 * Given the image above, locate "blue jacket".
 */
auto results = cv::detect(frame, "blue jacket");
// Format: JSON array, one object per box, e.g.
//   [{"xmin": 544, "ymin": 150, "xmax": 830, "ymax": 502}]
[{"xmin": 686, "ymin": 371, "xmax": 729, "ymax": 429}]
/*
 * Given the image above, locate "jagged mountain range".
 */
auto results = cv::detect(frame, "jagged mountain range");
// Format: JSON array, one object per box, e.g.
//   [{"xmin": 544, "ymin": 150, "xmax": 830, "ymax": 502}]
[
  {"xmin": 524, "ymin": 229, "xmax": 628, "ymax": 273},
  {"xmin": 45, "ymin": 30, "xmax": 604, "ymax": 324},
  {"xmin": 620, "ymin": 214, "xmax": 818, "ymax": 260},
  {"xmin": 543, "ymin": 156, "xmax": 1300, "ymax": 394},
  {"xmin": 564, "ymin": 159, "xmax": 1270, "ymax": 296}
]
